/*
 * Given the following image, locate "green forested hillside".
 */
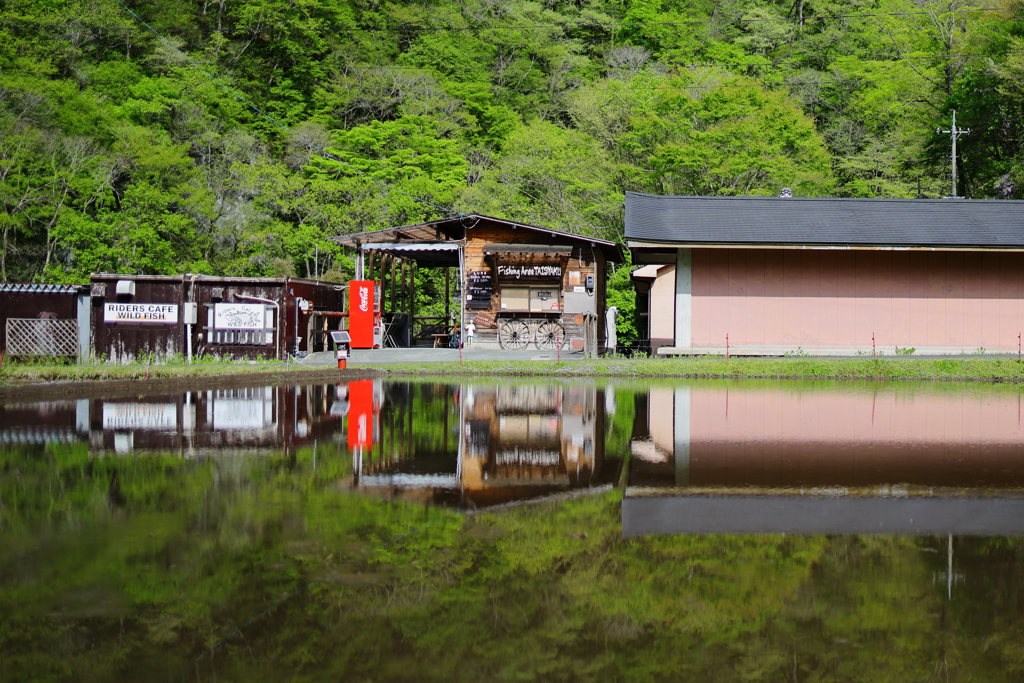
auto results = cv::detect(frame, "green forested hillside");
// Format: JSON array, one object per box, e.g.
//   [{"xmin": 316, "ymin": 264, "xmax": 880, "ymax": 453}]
[{"xmin": 1, "ymin": 0, "xmax": 1023, "ymax": 283}]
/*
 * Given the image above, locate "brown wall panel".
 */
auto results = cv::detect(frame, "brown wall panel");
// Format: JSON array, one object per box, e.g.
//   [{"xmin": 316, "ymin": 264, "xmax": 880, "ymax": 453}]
[{"xmin": 688, "ymin": 248, "xmax": 1024, "ymax": 350}]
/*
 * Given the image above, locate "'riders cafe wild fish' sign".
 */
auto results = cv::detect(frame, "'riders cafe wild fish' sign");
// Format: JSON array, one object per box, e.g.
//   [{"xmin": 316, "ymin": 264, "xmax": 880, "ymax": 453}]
[{"xmin": 104, "ymin": 303, "xmax": 178, "ymax": 323}]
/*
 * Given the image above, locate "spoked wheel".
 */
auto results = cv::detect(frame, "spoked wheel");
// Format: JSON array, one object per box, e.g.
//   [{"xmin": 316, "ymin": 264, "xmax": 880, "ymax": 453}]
[
  {"xmin": 535, "ymin": 321, "xmax": 565, "ymax": 350},
  {"xmin": 498, "ymin": 320, "xmax": 531, "ymax": 350}
]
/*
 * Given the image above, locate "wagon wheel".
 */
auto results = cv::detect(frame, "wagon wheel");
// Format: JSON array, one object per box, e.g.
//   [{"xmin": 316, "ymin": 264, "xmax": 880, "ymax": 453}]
[
  {"xmin": 535, "ymin": 321, "xmax": 566, "ymax": 350},
  {"xmin": 498, "ymin": 320, "xmax": 531, "ymax": 350}
]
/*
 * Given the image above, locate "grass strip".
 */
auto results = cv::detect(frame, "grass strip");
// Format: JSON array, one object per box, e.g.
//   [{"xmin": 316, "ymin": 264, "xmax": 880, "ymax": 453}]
[
  {"xmin": 0, "ymin": 360, "xmax": 337, "ymax": 384},
  {"xmin": 7, "ymin": 357, "xmax": 1024, "ymax": 385},
  {"xmin": 363, "ymin": 357, "xmax": 1024, "ymax": 383}
]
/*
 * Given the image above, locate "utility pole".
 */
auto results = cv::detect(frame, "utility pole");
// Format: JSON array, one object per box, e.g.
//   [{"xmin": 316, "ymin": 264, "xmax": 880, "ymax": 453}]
[{"xmin": 937, "ymin": 110, "xmax": 971, "ymax": 198}]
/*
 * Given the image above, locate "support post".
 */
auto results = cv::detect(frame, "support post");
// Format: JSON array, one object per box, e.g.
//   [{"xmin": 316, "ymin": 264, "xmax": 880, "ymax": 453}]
[
  {"xmin": 674, "ymin": 248, "xmax": 692, "ymax": 349},
  {"xmin": 445, "ymin": 267, "xmax": 451, "ymax": 323},
  {"xmin": 390, "ymin": 256, "xmax": 397, "ymax": 316},
  {"xmin": 674, "ymin": 387, "xmax": 691, "ymax": 487}
]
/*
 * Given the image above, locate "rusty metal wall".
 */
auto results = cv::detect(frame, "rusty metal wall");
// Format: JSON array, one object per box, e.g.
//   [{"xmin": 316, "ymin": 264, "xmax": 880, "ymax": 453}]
[
  {"xmin": 90, "ymin": 276, "xmax": 186, "ymax": 363},
  {"xmin": 190, "ymin": 277, "xmax": 347, "ymax": 360},
  {"xmin": 0, "ymin": 287, "xmax": 82, "ymax": 354},
  {"xmin": 190, "ymin": 278, "xmax": 286, "ymax": 361},
  {"xmin": 89, "ymin": 275, "xmax": 349, "ymax": 362}
]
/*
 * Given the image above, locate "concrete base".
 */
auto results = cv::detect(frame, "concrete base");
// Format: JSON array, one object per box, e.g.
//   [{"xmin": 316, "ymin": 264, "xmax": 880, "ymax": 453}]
[
  {"xmin": 297, "ymin": 347, "xmax": 586, "ymax": 365},
  {"xmin": 656, "ymin": 345, "xmax": 1018, "ymax": 358}
]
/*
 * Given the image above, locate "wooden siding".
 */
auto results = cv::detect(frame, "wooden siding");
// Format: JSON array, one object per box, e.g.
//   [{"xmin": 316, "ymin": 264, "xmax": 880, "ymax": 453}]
[{"xmin": 464, "ymin": 222, "xmax": 606, "ymax": 348}]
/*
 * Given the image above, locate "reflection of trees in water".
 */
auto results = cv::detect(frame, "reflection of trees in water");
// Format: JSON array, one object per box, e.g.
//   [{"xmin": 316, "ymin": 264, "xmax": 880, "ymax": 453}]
[{"xmin": 3, "ymin": 438, "xmax": 1024, "ymax": 681}]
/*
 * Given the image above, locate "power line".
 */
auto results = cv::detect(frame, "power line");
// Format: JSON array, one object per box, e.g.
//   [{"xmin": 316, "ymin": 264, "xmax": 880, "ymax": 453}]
[{"xmin": 109, "ymin": 0, "xmax": 456, "ymax": 217}]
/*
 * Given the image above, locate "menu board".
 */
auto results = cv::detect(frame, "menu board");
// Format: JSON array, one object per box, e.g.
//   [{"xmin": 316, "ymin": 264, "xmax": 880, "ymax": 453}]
[{"xmin": 466, "ymin": 270, "xmax": 493, "ymax": 310}]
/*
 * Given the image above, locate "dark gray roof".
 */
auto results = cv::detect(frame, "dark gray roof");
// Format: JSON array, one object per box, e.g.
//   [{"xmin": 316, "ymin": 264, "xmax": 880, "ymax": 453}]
[
  {"xmin": 625, "ymin": 192, "xmax": 1024, "ymax": 249},
  {"xmin": 334, "ymin": 213, "xmax": 624, "ymax": 262}
]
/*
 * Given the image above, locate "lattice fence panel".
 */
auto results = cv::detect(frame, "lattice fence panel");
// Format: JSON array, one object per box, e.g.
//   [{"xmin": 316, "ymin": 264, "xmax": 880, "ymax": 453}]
[{"xmin": 6, "ymin": 318, "xmax": 78, "ymax": 356}]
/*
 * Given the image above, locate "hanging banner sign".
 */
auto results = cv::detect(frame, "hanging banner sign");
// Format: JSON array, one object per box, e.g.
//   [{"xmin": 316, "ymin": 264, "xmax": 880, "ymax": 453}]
[
  {"xmin": 104, "ymin": 303, "xmax": 178, "ymax": 323},
  {"xmin": 496, "ymin": 264, "xmax": 562, "ymax": 280},
  {"xmin": 213, "ymin": 303, "xmax": 266, "ymax": 330}
]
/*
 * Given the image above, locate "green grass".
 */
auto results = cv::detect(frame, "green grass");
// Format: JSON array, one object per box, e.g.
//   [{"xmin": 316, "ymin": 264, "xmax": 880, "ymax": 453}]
[
  {"xmin": 7, "ymin": 356, "xmax": 1024, "ymax": 385},
  {"xmin": 0, "ymin": 356, "xmax": 335, "ymax": 384},
  {"xmin": 361, "ymin": 356, "xmax": 1024, "ymax": 383}
]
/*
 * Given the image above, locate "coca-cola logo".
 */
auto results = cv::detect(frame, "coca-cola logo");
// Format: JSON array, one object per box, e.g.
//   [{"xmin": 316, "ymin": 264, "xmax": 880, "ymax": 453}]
[{"xmin": 358, "ymin": 286, "xmax": 369, "ymax": 312}]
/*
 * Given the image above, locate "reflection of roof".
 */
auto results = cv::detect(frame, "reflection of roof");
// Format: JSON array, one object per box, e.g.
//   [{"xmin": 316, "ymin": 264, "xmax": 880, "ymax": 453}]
[
  {"xmin": 623, "ymin": 492, "xmax": 1024, "ymax": 536},
  {"xmin": 626, "ymin": 192, "xmax": 1024, "ymax": 250},
  {"xmin": 332, "ymin": 214, "xmax": 624, "ymax": 263},
  {"xmin": 0, "ymin": 428, "xmax": 84, "ymax": 444},
  {"xmin": 360, "ymin": 474, "xmax": 460, "ymax": 488},
  {"xmin": 630, "ymin": 438, "xmax": 670, "ymax": 462}
]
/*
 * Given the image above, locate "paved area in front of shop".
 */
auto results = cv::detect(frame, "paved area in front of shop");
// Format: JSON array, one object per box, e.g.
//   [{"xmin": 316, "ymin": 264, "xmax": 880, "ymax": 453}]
[{"xmin": 297, "ymin": 347, "xmax": 589, "ymax": 366}]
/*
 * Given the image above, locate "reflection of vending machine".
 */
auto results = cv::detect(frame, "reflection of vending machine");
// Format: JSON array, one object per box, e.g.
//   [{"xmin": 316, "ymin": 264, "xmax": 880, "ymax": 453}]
[
  {"xmin": 348, "ymin": 280, "xmax": 382, "ymax": 348},
  {"xmin": 347, "ymin": 379, "xmax": 380, "ymax": 452}
]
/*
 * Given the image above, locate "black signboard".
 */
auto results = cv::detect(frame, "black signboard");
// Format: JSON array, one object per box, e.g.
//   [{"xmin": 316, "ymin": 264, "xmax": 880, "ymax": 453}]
[{"xmin": 466, "ymin": 270, "xmax": 493, "ymax": 310}]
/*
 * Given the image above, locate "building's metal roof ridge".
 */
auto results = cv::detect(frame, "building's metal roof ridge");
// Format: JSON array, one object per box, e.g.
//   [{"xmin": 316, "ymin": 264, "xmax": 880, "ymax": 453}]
[
  {"xmin": 0, "ymin": 282, "xmax": 88, "ymax": 293},
  {"xmin": 337, "ymin": 213, "xmax": 621, "ymax": 248},
  {"xmin": 625, "ymin": 192, "xmax": 1024, "ymax": 249},
  {"xmin": 624, "ymin": 191, "xmax": 1024, "ymax": 205}
]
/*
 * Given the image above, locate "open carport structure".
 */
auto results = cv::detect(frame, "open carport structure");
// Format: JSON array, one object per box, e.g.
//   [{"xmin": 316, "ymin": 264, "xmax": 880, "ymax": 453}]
[{"xmin": 334, "ymin": 214, "xmax": 623, "ymax": 352}]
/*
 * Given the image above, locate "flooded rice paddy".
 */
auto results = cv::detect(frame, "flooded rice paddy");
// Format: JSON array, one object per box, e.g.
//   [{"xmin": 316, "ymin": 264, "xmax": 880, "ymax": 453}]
[{"xmin": 3, "ymin": 377, "xmax": 1024, "ymax": 681}]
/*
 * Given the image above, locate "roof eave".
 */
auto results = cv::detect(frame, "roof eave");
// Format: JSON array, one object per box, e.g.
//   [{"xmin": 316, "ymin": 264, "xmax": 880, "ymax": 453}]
[{"xmin": 627, "ymin": 240, "xmax": 1024, "ymax": 252}]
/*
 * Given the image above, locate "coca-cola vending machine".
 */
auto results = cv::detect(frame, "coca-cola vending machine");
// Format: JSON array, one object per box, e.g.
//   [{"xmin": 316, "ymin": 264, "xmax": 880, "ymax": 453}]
[
  {"xmin": 346, "ymin": 379, "xmax": 380, "ymax": 454},
  {"xmin": 348, "ymin": 280, "xmax": 382, "ymax": 348}
]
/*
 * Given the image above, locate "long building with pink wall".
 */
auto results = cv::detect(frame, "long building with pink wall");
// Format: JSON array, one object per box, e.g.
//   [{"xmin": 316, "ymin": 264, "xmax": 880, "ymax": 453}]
[{"xmin": 627, "ymin": 193, "xmax": 1024, "ymax": 355}]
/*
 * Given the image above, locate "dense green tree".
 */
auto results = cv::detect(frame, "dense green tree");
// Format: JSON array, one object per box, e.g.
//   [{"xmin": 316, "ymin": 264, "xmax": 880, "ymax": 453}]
[{"xmin": 1, "ymin": 0, "xmax": 1023, "ymax": 280}]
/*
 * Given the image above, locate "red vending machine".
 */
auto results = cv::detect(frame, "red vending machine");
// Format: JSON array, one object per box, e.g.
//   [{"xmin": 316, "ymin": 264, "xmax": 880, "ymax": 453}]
[{"xmin": 347, "ymin": 280, "xmax": 381, "ymax": 348}]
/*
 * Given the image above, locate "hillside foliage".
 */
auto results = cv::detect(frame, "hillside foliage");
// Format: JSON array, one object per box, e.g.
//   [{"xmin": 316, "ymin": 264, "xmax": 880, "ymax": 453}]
[{"xmin": 1, "ymin": 0, "xmax": 1023, "ymax": 283}]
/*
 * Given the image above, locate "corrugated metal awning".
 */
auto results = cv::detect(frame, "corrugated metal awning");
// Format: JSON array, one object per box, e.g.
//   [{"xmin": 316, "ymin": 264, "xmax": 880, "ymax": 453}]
[
  {"xmin": 361, "ymin": 242, "xmax": 460, "ymax": 251},
  {"xmin": 483, "ymin": 244, "xmax": 573, "ymax": 255},
  {"xmin": 0, "ymin": 283, "xmax": 86, "ymax": 294}
]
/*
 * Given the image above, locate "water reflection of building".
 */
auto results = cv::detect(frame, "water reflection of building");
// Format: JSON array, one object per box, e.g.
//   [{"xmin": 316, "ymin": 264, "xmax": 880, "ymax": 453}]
[
  {"xmin": 630, "ymin": 386, "xmax": 1024, "ymax": 491},
  {"xmin": 625, "ymin": 385, "xmax": 1024, "ymax": 536},
  {"xmin": 0, "ymin": 385, "xmax": 347, "ymax": 456},
  {"xmin": 350, "ymin": 382, "xmax": 616, "ymax": 508}
]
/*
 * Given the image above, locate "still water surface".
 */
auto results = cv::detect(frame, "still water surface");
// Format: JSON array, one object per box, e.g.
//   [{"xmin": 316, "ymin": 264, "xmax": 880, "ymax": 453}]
[{"xmin": 3, "ymin": 378, "xmax": 1024, "ymax": 681}]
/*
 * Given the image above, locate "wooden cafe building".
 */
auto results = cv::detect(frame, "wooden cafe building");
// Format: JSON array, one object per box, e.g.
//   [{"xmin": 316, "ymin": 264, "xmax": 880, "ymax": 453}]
[{"xmin": 333, "ymin": 214, "xmax": 624, "ymax": 352}]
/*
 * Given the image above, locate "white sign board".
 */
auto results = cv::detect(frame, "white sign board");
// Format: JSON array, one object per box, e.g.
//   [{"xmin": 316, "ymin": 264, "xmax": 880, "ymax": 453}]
[
  {"xmin": 213, "ymin": 303, "xmax": 266, "ymax": 330},
  {"xmin": 104, "ymin": 303, "xmax": 178, "ymax": 323},
  {"xmin": 212, "ymin": 399, "xmax": 274, "ymax": 430}
]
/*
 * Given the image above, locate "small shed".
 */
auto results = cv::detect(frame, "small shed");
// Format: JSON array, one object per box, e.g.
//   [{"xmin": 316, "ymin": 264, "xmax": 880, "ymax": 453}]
[
  {"xmin": 89, "ymin": 274, "xmax": 347, "ymax": 362},
  {"xmin": 0, "ymin": 283, "xmax": 90, "ymax": 359},
  {"xmin": 333, "ymin": 214, "xmax": 624, "ymax": 352}
]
